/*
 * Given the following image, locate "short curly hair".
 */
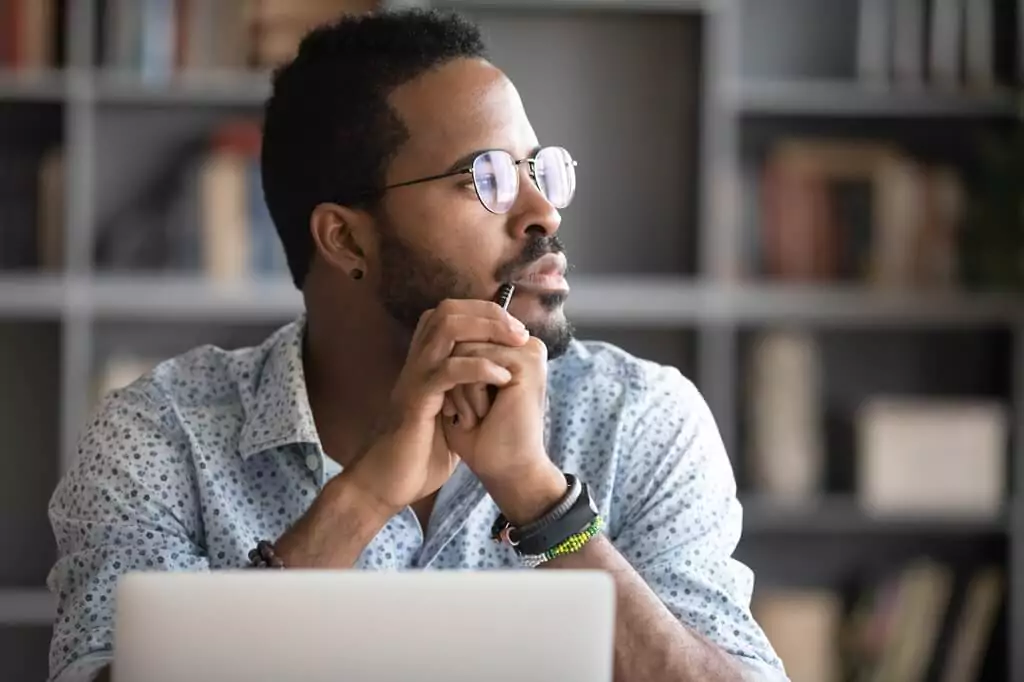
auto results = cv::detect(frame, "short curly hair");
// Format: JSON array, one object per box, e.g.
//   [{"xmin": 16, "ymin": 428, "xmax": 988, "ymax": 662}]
[{"xmin": 261, "ymin": 8, "xmax": 488, "ymax": 289}]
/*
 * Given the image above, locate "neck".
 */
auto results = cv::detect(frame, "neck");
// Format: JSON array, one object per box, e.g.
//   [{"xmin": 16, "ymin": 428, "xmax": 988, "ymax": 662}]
[{"xmin": 302, "ymin": 293, "xmax": 412, "ymax": 468}]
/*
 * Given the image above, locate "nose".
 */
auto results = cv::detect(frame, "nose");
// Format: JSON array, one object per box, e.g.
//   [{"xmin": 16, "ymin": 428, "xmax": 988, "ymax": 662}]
[{"xmin": 506, "ymin": 171, "xmax": 561, "ymax": 239}]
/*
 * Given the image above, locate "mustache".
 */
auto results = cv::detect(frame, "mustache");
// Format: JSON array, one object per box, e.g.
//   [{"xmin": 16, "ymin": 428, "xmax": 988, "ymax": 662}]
[{"xmin": 495, "ymin": 235, "xmax": 567, "ymax": 282}]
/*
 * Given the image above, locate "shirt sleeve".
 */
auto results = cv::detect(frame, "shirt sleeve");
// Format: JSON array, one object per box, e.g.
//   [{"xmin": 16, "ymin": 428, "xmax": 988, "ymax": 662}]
[
  {"xmin": 46, "ymin": 383, "xmax": 209, "ymax": 682},
  {"xmin": 608, "ymin": 365, "xmax": 789, "ymax": 680}
]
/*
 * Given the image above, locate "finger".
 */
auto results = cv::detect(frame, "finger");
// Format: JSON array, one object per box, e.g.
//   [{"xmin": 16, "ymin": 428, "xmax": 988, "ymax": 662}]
[
  {"xmin": 442, "ymin": 394, "xmax": 457, "ymax": 418},
  {"xmin": 450, "ymin": 337, "xmax": 547, "ymax": 372},
  {"xmin": 410, "ymin": 309, "xmax": 436, "ymax": 347},
  {"xmin": 468, "ymin": 382, "xmax": 491, "ymax": 420},
  {"xmin": 449, "ymin": 385, "xmax": 477, "ymax": 430},
  {"xmin": 425, "ymin": 357, "xmax": 513, "ymax": 395},
  {"xmin": 418, "ymin": 313, "xmax": 528, "ymax": 365}
]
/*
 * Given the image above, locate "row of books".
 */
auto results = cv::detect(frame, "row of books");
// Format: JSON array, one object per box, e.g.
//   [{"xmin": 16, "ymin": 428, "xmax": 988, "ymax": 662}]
[
  {"xmin": 100, "ymin": 0, "xmax": 377, "ymax": 80},
  {"xmin": 0, "ymin": 0, "xmax": 380, "ymax": 76},
  {"xmin": 0, "ymin": 144, "xmax": 62, "ymax": 271},
  {"xmin": 0, "ymin": 0, "xmax": 64, "ymax": 71},
  {"xmin": 0, "ymin": 133, "xmax": 1000, "ymax": 292},
  {"xmin": 857, "ymin": 0, "xmax": 1004, "ymax": 90},
  {"xmin": 14, "ymin": 133, "xmax": 976, "ymax": 285},
  {"xmin": 0, "ymin": 0, "xmax": 1017, "ymax": 89},
  {"xmin": 749, "ymin": 138, "xmax": 966, "ymax": 289},
  {"xmin": 746, "ymin": 330, "xmax": 1006, "ymax": 520},
  {"xmin": 756, "ymin": 559, "xmax": 1003, "ymax": 682},
  {"xmin": 95, "ymin": 117, "xmax": 288, "ymax": 279},
  {"xmin": 3, "ymin": 116, "xmax": 285, "ymax": 278}
]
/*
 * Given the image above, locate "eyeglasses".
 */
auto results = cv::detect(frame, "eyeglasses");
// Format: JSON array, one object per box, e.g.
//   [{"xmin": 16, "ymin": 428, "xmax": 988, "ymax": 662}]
[{"xmin": 382, "ymin": 146, "xmax": 577, "ymax": 214}]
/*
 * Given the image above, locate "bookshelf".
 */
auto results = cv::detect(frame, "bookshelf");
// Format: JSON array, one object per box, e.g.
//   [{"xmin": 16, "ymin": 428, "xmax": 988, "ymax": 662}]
[
  {"xmin": 0, "ymin": 0, "xmax": 1021, "ymax": 680},
  {"xmin": 729, "ymin": 78, "xmax": 1022, "ymax": 118}
]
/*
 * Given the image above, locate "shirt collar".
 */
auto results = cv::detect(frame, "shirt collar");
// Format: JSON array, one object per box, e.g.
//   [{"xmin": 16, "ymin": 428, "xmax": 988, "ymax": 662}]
[{"xmin": 238, "ymin": 314, "xmax": 323, "ymax": 460}]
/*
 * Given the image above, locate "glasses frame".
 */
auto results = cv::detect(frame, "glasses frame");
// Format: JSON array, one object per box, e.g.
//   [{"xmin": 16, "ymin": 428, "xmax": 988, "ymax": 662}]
[{"xmin": 381, "ymin": 146, "xmax": 577, "ymax": 214}]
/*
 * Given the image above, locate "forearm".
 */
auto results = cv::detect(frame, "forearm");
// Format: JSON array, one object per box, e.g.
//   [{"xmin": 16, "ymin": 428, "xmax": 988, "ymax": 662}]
[
  {"xmin": 274, "ymin": 470, "xmax": 392, "ymax": 568},
  {"xmin": 543, "ymin": 535, "xmax": 745, "ymax": 682},
  {"xmin": 485, "ymin": 463, "xmax": 744, "ymax": 681}
]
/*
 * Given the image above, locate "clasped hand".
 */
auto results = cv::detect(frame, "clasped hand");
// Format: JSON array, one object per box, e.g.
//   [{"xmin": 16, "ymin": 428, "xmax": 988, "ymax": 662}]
[{"xmin": 345, "ymin": 298, "xmax": 553, "ymax": 519}]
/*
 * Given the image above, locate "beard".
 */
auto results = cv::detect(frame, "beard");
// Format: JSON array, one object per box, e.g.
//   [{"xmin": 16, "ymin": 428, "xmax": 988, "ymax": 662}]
[{"xmin": 374, "ymin": 224, "xmax": 574, "ymax": 360}]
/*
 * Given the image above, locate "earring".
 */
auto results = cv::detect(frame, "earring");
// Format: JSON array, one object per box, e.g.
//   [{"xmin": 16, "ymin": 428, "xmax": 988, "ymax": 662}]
[{"xmin": 350, "ymin": 269, "xmax": 364, "ymax": 280}]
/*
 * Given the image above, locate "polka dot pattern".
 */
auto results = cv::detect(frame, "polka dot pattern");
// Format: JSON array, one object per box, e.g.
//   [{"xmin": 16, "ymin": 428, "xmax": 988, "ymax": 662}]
[{"xmin": 46, "ymin": 317, "xmax": 786, "ymax": 681}]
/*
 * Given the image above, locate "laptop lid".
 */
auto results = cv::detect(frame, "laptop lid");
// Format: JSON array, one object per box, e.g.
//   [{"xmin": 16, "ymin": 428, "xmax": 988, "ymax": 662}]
[{"xmin": 112, "ymin": 569, "xmax": 615, "ymax": 682}]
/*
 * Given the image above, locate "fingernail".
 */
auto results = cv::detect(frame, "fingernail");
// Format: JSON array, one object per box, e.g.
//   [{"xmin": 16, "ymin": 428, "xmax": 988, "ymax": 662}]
[{"xmin": 511, "ymin": 317, "xmax": 527, "ymax": 334}]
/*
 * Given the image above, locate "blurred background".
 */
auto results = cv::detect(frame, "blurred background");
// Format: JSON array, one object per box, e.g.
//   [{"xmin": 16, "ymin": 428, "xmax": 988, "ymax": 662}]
[{"xmin": 0, "ymin": 0, "xmax": 1022, "ymax": 680}]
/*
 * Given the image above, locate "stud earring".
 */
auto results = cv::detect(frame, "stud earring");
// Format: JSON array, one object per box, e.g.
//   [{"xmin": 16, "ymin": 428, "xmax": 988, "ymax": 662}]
[{"xmin": 350, "ymin": 269, "xmax": 364, "ymax": 280}]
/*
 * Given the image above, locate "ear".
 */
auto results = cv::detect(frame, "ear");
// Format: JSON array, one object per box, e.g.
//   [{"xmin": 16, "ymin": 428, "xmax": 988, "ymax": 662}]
[{"xmin": 309, "ymin": 202, "xmax": 375, "ymax": 277}]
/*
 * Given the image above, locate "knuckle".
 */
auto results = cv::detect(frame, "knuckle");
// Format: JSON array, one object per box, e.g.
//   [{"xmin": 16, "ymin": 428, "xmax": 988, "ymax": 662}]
[
  {"xmin": 438, "ymin": 356, "xmax": 458, "ymax": 375},
  {"xmin": 525, "ymin": 336, "xmax": 548, "ymax": 359},
  {"xmin": 415, "ymin": 309, "xmax": 439, "ymax": 338},
  {"xmin": 435, "ymin": 313, "xmax": 461, "ymax": 337},
  {"xmin": 436, "ymin": 298, "xmax": 460, "ymax": 314},
  {"xmin": 458, "ymin": 342, "xmax": 482, "ymax": 357},
  {"xmin": 415, "ymin": 308, "xmax": 436, "ymax": 333}
]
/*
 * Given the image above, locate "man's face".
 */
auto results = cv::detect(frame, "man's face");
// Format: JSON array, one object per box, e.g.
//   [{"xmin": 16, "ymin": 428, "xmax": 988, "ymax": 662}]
[{"xmin": 370, "ymin": 58, "xmax": 573, "ymax": 358}]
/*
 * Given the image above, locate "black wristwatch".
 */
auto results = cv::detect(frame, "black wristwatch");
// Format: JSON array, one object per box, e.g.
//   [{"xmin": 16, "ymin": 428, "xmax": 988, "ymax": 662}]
[{"xmin": 491, "ymin": 473, "xmax": 600, "ymax": 557}]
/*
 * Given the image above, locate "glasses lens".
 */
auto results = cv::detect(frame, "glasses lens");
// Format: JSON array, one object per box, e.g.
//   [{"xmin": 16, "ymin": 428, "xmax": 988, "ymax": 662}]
[
  {"xmin": 473, "ymin": 151, "xmax": 518, "ymax": 213},
  {"xmin": 534, "ymin": 147, "xmax": 576, "ymax": 209}
]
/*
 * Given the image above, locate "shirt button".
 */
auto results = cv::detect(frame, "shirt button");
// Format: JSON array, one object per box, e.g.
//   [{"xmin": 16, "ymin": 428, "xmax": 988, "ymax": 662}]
[{"xmin": 305, "ymin": 454, "xmax": 320, "ymax": 471}]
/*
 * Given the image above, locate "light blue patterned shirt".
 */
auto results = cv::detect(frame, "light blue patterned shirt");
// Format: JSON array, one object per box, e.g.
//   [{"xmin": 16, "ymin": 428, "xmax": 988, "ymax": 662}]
[{"xmin": 46, "ymin": 316, "xmax": 787, "ymax": 682}]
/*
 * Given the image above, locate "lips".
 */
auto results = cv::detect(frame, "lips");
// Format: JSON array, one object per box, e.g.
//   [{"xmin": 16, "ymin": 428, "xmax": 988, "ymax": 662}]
[{"xmin": 513, "ymin": 252, "xmax": 569, "ymax": 291}]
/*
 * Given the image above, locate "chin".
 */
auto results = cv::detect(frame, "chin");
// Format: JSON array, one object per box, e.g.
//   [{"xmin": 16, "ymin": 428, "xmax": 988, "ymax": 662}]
[
  {"xmin": 506, "ymin": 291, "xmax": 572, "ymax": 359},
  {"xmin": 526, "ymin": 312, "xmax": 574, "ymax": 360}
]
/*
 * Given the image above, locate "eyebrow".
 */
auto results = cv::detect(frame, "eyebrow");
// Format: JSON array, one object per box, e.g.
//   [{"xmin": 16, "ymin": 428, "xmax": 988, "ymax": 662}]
[{"xmin": 442, "ymin": 145, "xmax": 544, "ymax": 174}]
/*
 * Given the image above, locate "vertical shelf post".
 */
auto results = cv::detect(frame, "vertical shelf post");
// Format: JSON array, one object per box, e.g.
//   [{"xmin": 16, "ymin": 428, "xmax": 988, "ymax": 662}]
[
  {"xmin": 60, "ymin": 0, "xmax": 97, "ymax": 475},
  {"xmin": 697, "ymin": 0, "xmax": 741, "ymax": 456}
]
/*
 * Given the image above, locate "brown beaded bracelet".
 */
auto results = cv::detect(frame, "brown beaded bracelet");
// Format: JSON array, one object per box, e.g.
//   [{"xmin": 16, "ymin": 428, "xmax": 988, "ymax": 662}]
[{"xmin": 247, "ymin": 540, "xmax": 285, "ymax": 569}]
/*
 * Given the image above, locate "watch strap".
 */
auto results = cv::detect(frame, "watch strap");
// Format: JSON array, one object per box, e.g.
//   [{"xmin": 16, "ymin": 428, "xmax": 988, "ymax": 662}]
[{"xmin": 513, "ymin": 481, "xmax": 599, "ymax": 557}]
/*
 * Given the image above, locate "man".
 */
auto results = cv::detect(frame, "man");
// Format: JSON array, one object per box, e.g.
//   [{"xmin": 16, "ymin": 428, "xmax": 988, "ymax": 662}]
[{"xmin": 47, "ymin": 8, "xmax": 787, "ymax": 682}]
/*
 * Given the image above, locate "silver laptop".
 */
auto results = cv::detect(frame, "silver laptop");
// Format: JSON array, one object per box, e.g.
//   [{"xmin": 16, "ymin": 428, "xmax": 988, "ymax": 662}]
[{"xmin": 112, "ymin": 569, "xmax": 615, "ymax": 682}]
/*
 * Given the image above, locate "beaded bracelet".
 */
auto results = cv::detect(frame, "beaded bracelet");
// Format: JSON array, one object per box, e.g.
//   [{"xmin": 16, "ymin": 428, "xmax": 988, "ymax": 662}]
[
  {"xmin": 247, "ymin": 540, "xmax": 285, "ymax": 569},
  {"xmin": 518, "ymin": 515, "xmax": 604, "ymax": 569}
]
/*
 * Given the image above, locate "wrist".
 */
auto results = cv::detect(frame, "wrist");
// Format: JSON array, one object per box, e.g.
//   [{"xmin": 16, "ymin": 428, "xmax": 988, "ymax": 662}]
[
  {"xmin": 339, "ymin": 452, "xmax": 408, "ymax": 518},
  {"xmin": 479, "ymin": 458, "xmax": 566, "ymax": 526},
  {"xmin": 329, "ymin": 469, "xmax": 401, "ymax": 528},
  {"xmin": 274, "ymin": 471, "xmax": 394, "ymax": 568}
]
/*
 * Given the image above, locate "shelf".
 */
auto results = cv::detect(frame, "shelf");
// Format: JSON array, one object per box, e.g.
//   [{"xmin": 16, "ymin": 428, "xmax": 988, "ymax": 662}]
[
  {"xmin": 568, "ymin": 278, "xmax": 1024, "ymax": 327},
  {"xmin": 3, "ymin": 275, "xmax": 1024, "ymax": 326},
  {"xmin": 93, "ymin": 71, "xmax": 272, "ymax": 106},
  {"xmin": 741, "ymin": 495, "xmax": 1008, "ymax": 536},
  {"xmin": 708, "ymin": 282, "xmax": 1024, "ymax": 327},
  {"xmin": 0, "ymin": 275, "xmax": 66, "ymax": 319},
  {"xmin": 0, "ymin": 70, "xmax": 67, "ymax": 102},
  {"xmin": 432, "ymin": 0, "xmax": 716, "ymax": 10},
  {"xmin": 87, "ymin": 275, "xmax": 303, "ymax": 320},
  {"xmin": 729, "ymin": 79, "xmax": 1021, "ymax": 118},
  {"xmin": 0, "ymin": 589, "xmax": 55, "ymax": 626}
]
